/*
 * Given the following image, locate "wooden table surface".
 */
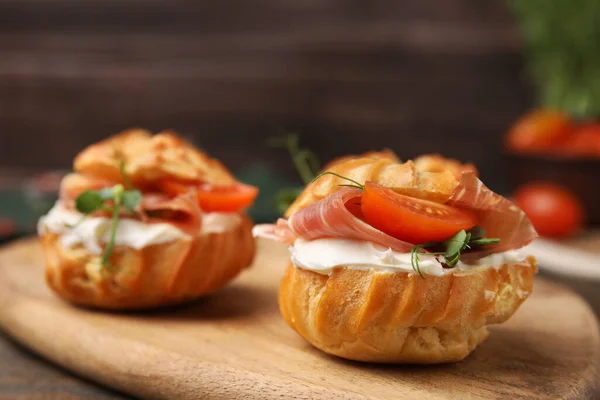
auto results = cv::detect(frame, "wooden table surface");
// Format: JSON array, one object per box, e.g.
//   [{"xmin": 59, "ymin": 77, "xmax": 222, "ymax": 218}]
[
  {"xmin": 0, "ymin": 248, "xmax": 599, "ymax": 400},
  {"xmin": 0, "ymin": 331, "xmax": 127, "ymax": 399}
]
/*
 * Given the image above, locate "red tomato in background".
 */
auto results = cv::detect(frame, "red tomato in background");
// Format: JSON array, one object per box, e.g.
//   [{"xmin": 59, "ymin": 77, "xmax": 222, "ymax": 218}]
[
  {"xmin": 505, "ymin": 110, "xmax": 574, "ymax": 152},
  {"xmin": 514, "ymin": 183, "xmax": 585, "ymax": 238},
  {"xmin": 564, "ymin": 123, "xmax": 600, "ymax": 156}
]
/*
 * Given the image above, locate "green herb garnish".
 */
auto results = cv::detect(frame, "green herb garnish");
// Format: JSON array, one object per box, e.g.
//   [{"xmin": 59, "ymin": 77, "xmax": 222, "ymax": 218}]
[
  {"xmin": 311, "ymin": 171, "xmax": 364, "ymax": 190},
  {"xmin": 410, "ymin": 228, "xmax": 500, "ymax": 278},
  {"xmin": 269, "ymin": 132, "xmax": 321, "ymax": 213},
  {"xmin": 268, "ymin": 132, "xmax": 320, "ymax": 185},
  {"xmin": 75, "ymin": 190, "xmax": 106, "ymax": 214},
  {"xmin": 101, "ymin": 184, "xmax": 124, "ymax": 269},
  {"xmin": 74, "ymin": 185, "xmax": 142, "ymax": 270},
  {"xmin": 73, "ymin": 162, "xmax": 142, "ymax": 270}
]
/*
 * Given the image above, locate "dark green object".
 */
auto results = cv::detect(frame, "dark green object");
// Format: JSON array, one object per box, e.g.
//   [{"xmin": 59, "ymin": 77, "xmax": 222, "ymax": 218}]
[
  {"xmin": 443, "ymin": 230, "xmax": 469, "ymax": 260},
  {"xmin": 509, "ymin": 0, "xmax": 600, "ymax": 117},
  {"xmin": 470, "ymin": 238, "xmax": 501, "ymax": 247},
  {"xmin": 122, "ymin": 190, "xmax": 142, "ymax": 212},
  {"xmin": 235, "ymin": 162, "xmax": 299, "ymax": 223},
  {"xmin": 274, "ymin": 188, "xmax": 303, "ymax": 216},
  {"xmin": 75, "ymin": 190, "xmax": 105, "ymax": 214},
  {"xmin": 410, "ymin": 227, "xmax": 500, "ymax": 277}
]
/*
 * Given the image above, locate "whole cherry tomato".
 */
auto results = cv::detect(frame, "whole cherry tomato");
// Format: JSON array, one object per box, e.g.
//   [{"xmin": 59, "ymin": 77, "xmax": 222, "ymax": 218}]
[
  {"xmin": 565, "ymin": 123, "xmax": 600, "ymax": 157},
  {"xmin": 513, "ymin": 183, "xmax": 584, "ymax": 238},
  {"xmin": 505, "ymin": 110, "xmax": 574, "ymax": 153}
]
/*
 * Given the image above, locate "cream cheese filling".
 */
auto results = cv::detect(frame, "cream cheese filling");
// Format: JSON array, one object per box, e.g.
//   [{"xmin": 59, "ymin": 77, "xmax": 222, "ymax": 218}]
[
  {"xmin": 38, "ymin": 201, "xmax": 241, "ymax": 255},
  {"xmin": 290, "ymin": 237, "xmax": 531, "ymax": 276}
]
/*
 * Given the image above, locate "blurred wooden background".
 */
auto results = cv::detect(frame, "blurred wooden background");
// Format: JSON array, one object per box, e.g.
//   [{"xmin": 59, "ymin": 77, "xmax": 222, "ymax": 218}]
[{"xmin": 0, "ymin": 0, "xmax": 533, "ymax": 191}]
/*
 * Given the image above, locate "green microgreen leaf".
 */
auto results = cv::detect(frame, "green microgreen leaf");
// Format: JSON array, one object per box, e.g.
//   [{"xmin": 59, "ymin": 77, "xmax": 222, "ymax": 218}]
[
  {"xmin": 410, "ymin": 242, "xmax": 438, "ymax": 279},
  {"xmin": 410, "ymin": 230, "xmax": 501, "ymax": 279},
  {"xmin": 98, "ymin": 187, "xmax": 115, "ymax": 200},
  {"xmin": 101, "ymin": 184, "xmax": 124, "ymax": 268},
  {"xmin": 470, "ymin": 238, "xmax": 501, "ymax": 247},
  {"xmin": 122, "ymin": 190, "xmax": 142, "ymax": 213},
  {"xmin": 463, "ymin": 232, "xmax": 472, "ymax": 251},
  {"xmin": 72, "ymin": 157, "xmax": 139, "ymax": 271},
  {"xmin": 445, "ymin": 252, "xmax": 462, "ymax": 267},
  {"xmin": 443, "ymin": 230, "xmax": 468, "ymax": 259},
  {"xmin": 410, "ymin": 246, "xmax": 426, "ymax": 279},
  {"xmin": 75, "ymin": 190, "xmax": 105, "ymax": 214},
  {"xmin": 468, "ymin": 226, "xmax": 486, "ymax": 240}
]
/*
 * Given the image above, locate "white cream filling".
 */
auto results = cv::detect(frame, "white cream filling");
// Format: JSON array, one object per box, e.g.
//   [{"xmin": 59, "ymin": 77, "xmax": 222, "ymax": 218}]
[
  {"xmin": 290, "ymin": 238, "xmax": 531, "ymax": 276},
  {"xmin": 38, "ymin": 202, "xmax": 241, "ymax": 255}
]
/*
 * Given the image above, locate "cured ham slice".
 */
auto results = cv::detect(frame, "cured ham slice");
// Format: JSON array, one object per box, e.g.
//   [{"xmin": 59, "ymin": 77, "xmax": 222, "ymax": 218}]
[
  {"xmin": 61, "ymin": 175, "xmax": 203, "ymax": 234},
  {"xmin": 252, "ymin": 219, "xmax": 296, "ymax": 244},
  {"xmin": 141, "ymin": 191, "xmax": 202, "ymax": 233},
  {"xmin": 446, "ymin": 171, "xmax": 537, "ymax": 259},
  {"xmin": 60, "ymin": 173, "xmax": 116, "ymax": 201},
  {"xmin": 258, "ymin": 171, "xmax": 537, "ymax": 262},
  {"xmin": 285, "ymin": 187, "xmax": 415, "ymax": 252}
]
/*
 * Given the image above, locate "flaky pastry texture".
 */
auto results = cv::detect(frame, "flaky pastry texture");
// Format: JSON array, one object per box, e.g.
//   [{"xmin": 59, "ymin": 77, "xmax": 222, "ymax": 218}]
[
  {"xmin": 279, "ymin": 257, "xmax": 536, "ymax": 363},
  {"xmin": 286, "ymin": 153, "xmax": 477, "ymax": 217},
  {"xmin": 41, "ymin": 215, "xmax": 255, "ymax": 310},
  {"xmin": 74, "ymin": 128, "xmax": 237, "ymax": 185}
]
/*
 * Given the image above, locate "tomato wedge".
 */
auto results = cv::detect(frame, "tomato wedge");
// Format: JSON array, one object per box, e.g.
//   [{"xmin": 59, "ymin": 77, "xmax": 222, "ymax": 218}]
[
  {"xmin": 361, "ymin": 182, "xmax": 477, "ymax": 243},
  {"xmin": 158, "ymin": 181, "xmax": 258, "ymax": 213}
]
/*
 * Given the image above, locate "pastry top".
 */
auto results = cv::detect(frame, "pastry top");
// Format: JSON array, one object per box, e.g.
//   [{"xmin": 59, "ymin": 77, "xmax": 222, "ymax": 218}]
[
  {"xmin": 285, "ymin": 153, "xmax": 476, "ymax": 217},
  {"xmin": 322, "ymin": 149, "xmax": 400, "ymax": 170},
  {"xmin": 74, "ymin": 128, "xmax": 237, "ymax": 185},
  {"xmin": 413, "ymin": 154, "xmax": 477, "ymax": 180}
]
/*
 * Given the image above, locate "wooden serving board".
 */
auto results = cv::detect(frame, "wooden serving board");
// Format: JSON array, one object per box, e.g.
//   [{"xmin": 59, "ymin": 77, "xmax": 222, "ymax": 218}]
[{"xmin": 0, "ymin": 238, "xmax": 599, "ymax": 400}]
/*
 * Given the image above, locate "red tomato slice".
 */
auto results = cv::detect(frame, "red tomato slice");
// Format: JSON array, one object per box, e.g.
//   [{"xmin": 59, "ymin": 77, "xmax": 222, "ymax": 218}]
[
  {"xmin": 344, "ymin": 197, "xmax": 364, "ymax": 219},
  {"xmin": 158, "ymin": 181, "xmax": 258, "ymax": 213},
  {"xmin": 360, "ymin": 182, "xmax": 477, "ymax": 243}
]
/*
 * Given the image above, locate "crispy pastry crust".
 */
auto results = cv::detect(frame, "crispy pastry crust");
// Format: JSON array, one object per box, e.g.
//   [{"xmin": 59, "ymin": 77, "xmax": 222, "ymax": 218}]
[
  {"xmin": 287, "ymin": 153, "xmax": 478, "ymax": 218},
  {"xmin": 279, "ymin": 257, "xmax": 537, "ymax": 363},
  {"xmin": 322, "ymin": 149, "xmax": 401, "ymax": 170},
  {"xmin": 73, "ymin": 128, "xmax": 237, "ymax": 185},
  {"xmin": 41, "ymin": 215, "xmax": 255, "ymax": 310},
  {"xmin": 286, "ymin": 158, "xmax": 457, "ymax": 217}
]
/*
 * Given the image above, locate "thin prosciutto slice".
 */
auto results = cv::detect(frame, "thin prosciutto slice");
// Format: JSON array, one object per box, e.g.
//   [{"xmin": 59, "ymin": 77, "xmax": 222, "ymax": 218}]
[
  {"xmin": 284, "ymin": 187, "xmax": 415, "ymax": 252},
  {"xmin": 446, "ymin": 171, "xmax": 537, "ymax": 259},
  {"xmin": 136, "ymin": 191, "xmax": 202, "ymax": 234},
  {"xmin": 260, "ymin": 172, "xmax": 537, "ymax": 261},
  {"xmin": 61, "ymin": 177, "xmax": 203, "ymax": 236}
]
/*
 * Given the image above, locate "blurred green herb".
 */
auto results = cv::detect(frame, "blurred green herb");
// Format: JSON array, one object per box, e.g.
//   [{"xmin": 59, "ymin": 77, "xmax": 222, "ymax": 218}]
[
  {"xmin": 268, "ymin": 132, "xmax": 321, "ymax": 214},
  {"xmin": 508, "ymin": 0, "xmax": 600, "ymax": 117},
  {"xmin": 268, "ymin": 132, "xmax": 320, "ymax": 184},
  {"xmin": 73, "ymin": 163, "xmax": 141, "ymax": 270},
  {"xmin": 75, "ymin": 185, "xmax": 141, "ymax": 270},
  {"xmin": 274, "ymin": 188, "xmax": 303, "ymax": 216}
]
